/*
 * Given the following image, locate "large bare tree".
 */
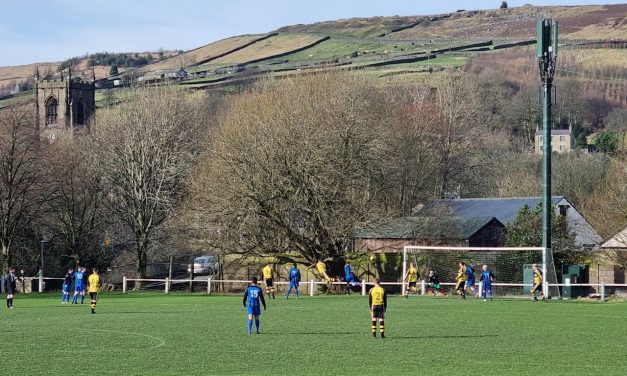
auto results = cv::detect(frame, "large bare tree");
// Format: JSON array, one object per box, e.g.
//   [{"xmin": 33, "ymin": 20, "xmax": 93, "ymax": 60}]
[
  {"xmin": 0, "ymin": 105, "xmax": 43, "ymax": 273},
  {"xmin": 194, "ymin": 74, "xmax": 388, "ymax": 274},
  {"xmin": 88, "ymin": 86, "xmax": 205, "ymax": 287}
]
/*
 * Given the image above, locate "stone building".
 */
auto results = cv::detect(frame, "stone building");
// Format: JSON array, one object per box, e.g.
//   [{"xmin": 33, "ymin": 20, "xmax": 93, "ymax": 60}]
[
  {"xmin": 534, "ymin": 126, "xmax": 574, "ymax": 154},
  {"xmin": 34, "ymin": 68, "xmax": 96, "ymax": 135}
]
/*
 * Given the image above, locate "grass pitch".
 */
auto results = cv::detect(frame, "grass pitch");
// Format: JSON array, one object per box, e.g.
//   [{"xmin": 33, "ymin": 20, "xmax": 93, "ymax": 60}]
[{"xmin": 1, "ymin": 293, "xmax": 626, "ymax": 375}]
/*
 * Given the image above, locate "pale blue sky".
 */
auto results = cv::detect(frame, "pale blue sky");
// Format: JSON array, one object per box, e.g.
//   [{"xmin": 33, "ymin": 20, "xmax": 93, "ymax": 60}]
[{"xmin": 1, "ymin": 0, "xmax": 624, "ymax": 66}]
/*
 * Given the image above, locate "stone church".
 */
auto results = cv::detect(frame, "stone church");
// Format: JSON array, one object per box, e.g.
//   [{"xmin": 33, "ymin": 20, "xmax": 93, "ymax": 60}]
[{"xmin": 34, "ymin": 68, "xmax": 96, "ymax": 133}]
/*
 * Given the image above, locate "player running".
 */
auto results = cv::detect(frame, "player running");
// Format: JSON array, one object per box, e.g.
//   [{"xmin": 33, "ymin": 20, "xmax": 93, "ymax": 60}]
[
  {"xmin": 262, "ymin": 263, "xmax": 275, "ymax": 299},
  {"xmin": 455, "ymin": 262, "xmax": 467, "ymax": 300},
  {"xmin": 88, "ymin": 268, "xmax": 100, "ymax": 314},
  {"xmin": 61, "ymin": 268, "xmax": 74, "ymax": 304},
  {"xmin": 285, "ymin": 264, "xmax": 301, "ymax": 299},
  {"xmin": 72, "ymin": 267, "xmax": 86, "ymax": 304},
  {"xmin": 243, "ymin": 277, "xmax": 266, "ymax": 335},
  {"xmin": 6, "ymin": 267, "xmax": 17, "ymax": 309},
  {"xmin": 403, "ymin": 262, "xmax": 419, "ymax": 299},
  {"xmin": 465, "ymin": 263, "xmax": 477, "ymax": 298},
  {"xmin": 531, "ymin": 264, "xmax": 546, "ymax": 302},
  {"xmin": 369, "ymin": 278, "xmax": 387, "ymax": 339},
  {"xmin": 480, "ymin": 265, "xmax": 495, "ymax": 301}
]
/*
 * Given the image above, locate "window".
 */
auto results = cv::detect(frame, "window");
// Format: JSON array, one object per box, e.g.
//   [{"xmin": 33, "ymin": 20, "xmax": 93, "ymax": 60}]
[
  {"xmin": 560, "ymin": 135, "xmax": 565, "ymax": 141},
  {"xmin": 539, "ymin": 136, "xmax": 543, "ymax": 141},
  {"xmin": 558, "ymin": 205, "xmax": 569, "ymax": 217},
  {"xmin": 45, "ymin": 96, "xmax": 58, "ymax": 125},
  {"xmin": 560, "ymin": 145, "xmax": 565, "ymax": 151}
]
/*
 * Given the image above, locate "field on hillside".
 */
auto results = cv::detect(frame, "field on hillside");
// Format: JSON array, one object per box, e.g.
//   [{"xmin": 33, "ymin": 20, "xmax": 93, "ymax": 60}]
[
  {"xmin": 208, "ymin": 34, "xmax": 325, "ymax": 66},
  {"xmin": 1, "ymin": 293, "xmax": 626, "ymax": 376}
]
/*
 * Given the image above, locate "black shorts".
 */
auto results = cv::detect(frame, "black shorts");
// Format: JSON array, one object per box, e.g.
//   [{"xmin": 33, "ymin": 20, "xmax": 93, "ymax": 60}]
[
  {"xmin": 372, "ymin": 305, "xmax": 385, "ymax": 319},
  {"xmin": 7, "ymin": 288, "xmax": 15, "ymax": 295},
  {"xmin": 265, "ymin": 278, "xmax": 273, "ymax": 287},
  {"xmin": 89, "ymin": 292, "xmax": 98, "ymax": 300},
  {"xmin": 408, "ymin": 281, "xmax": 417, "ymax": 288},
  {"xmin": 455, "ymin": 281, "xmax": 465, "ymax": 290},
  {"xmin": 531, "ymin": 283, "xmax": 542, "ymax": 293}
]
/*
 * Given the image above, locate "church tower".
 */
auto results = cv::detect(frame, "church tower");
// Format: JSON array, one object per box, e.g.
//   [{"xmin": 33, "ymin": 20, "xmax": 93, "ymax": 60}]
[{"xmin": 34, "ymin": 67, "xmax": 96, "ymax": 135}]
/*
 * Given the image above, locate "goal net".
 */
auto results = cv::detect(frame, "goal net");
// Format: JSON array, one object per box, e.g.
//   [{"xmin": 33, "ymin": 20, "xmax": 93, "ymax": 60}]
[{"xmin": 402, "ymin": 246, "xmax": 560, "ymax": 299}]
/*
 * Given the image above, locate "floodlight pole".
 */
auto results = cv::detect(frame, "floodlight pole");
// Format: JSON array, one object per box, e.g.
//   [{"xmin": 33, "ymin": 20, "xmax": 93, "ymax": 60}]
[{"xmin": 537, "ymin": 19, "xmax": 558, "ymax": 298}]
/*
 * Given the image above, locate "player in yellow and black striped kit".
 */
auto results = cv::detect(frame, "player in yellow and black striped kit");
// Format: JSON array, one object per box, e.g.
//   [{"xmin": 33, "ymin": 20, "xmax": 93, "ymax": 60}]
[
  {"xmin": 455, "ymin": 262, "xmax": 467, "ymax": 300},
  {"xmin": 369, "ymin": 278, "xmax": 387, "ymax": 339},
  {"xmin": 262, "ymin": 264, "xmax": 275, "ymax": 299},
  {"xmin": 531, "ymin": 264, "xmax": 546, "ymax": 302},
  {"xmin": 87, "ymin": 268, "xmax": 100, "ymax": 314},
  {"xmin": 404, "ymin": 262, "xmax": 419, "ymax": 299}
]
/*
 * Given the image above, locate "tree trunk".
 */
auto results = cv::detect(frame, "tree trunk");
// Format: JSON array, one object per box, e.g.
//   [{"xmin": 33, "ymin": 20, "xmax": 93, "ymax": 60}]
[{"xmin": 134, "ymin": 238, "xmax": 148, "ymax": 290}]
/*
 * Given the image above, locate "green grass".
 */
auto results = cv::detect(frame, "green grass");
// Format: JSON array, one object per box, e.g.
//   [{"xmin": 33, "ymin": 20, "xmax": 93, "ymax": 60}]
[{"xmin": 2, "ymin": 293, "xmax": 626, "ymax": 375}]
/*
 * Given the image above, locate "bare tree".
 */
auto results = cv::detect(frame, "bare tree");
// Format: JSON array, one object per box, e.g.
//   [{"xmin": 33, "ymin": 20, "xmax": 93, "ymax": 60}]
[
  {"xmin": 87, "ymin": 86, "xmax": 206, "ymax": 287},
  {"xmin": 431, "ymin": 71, "xmax": 491, "ymax": 198},
  {"xmin": 193, "ymin": 74, "xmax": 388, "ymax": 275},
  {"xmin": 38, "ymin": 138, "xmax": 107, "ymax": 271},
  {"xmin": 0, "ymin": 105, "xmax": 43, "ymax": 273}
]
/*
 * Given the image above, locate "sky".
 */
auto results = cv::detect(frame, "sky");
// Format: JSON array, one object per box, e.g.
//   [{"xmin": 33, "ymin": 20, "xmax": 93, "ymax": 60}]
[{"xmin": 1, "ymin": 0, "xmax": 624, "ymax": 66}]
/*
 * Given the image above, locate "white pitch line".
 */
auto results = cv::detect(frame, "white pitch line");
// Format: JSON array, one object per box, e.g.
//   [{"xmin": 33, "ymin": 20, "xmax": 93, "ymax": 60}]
[{"xmin": 84, "ymin": 328, "xmax": 166, "ymax": 349}]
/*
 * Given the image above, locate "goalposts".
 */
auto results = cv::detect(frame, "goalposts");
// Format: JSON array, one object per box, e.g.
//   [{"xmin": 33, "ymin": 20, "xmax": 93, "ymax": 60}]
[{"xmin": 402, "ymin": 245, "xmax": 561, "ymax": 299}]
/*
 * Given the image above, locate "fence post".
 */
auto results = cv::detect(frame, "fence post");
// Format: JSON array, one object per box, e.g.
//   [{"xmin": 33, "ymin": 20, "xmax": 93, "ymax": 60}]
[
  {"xmin": 600, "ymin": 283, "xmax": 605, "ymax": 302},
  {"xmin": 165, "ymin": 277, "xmax": 169, "ymax": 294},
  {"xmin": 361, "ymin": 281, "xmax": 366, "ymax": 296},
  {"xmin": 122, "ymin": 276, "xmax": 127, "ymax": 294},
  {"xmin": 310, "ymin": 279, "xmax": 314, "ymax": 296},
  {"xmin": 38, "ymin": 275, "xmax": 43, "ymax": 293},
  {"xmin": 421, "ymin": 280, "xmax": 426, "ymax": 296},
  {"xmin": 207, "ymin": 277, "xmax": 212, "ymax": 295}
]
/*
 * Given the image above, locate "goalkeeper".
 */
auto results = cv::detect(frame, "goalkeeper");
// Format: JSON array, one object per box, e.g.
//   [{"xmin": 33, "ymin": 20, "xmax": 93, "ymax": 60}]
[{"xmin": 426, "ymin": 269, "xmax": 444, "ymax": 296}]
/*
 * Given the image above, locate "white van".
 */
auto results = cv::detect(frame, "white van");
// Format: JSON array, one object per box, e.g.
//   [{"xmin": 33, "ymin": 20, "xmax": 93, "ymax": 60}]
[{"xmin": 188, "ymin": 255, "xmax": 219, "ymax": 275}]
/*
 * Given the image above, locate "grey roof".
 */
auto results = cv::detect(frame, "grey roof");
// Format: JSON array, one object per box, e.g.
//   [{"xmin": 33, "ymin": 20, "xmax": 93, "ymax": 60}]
[
  {"xmin": 416, "ymin": 196, "xmax": 566, "ymax": 225},
  {"xmin": 354, "ymin": 216, "xmax": 503, "ymax": 240},
  {"xmin": 536, "ymin": 129, "xmax": 571, "ymax": 136}
]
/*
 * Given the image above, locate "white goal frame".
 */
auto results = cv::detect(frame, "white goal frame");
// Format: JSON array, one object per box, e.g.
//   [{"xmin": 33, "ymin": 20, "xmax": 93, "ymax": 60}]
[{"xmin": 402, "ymin": 245, "xmax": 548, "ymax": 298}]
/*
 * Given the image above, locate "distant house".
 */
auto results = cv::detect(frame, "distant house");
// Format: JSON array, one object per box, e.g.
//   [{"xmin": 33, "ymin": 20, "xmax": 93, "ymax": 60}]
[
  {"xmin": 592, "ymin": 227, "xmax": 627, "ymax": 295},
  {"xmin": 354, "ymin": 216, "xmax": 505, "ymax": 254},
  {"xmin": 535, "ymin": 127, "xmax": 574, "ymax": 154},
  {"xmin": 416, "ymin": 196, "xmax": 601, "ymax": 248}
]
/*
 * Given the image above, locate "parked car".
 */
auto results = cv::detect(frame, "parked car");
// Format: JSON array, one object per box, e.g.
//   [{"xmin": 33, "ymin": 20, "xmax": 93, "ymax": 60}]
[{"xmin": 187, "ymin": 255, "xmax": 219, "ymax": 275}]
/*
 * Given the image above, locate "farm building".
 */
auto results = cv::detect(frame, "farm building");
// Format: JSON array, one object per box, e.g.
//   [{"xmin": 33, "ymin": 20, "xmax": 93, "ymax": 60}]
[
  {"xmin": 354, "ymin": 216, "xmax": 505, "ymax": 254},
  {"xmin": 415, "ymin": 196, "xmax": 602, "ymax": 248}
]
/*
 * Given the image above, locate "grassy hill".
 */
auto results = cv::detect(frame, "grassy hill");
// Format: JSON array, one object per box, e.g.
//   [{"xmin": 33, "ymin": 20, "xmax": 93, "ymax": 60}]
[{"xmin": 1, "ymin": 4, "xmax": 626, "ymax": 104}]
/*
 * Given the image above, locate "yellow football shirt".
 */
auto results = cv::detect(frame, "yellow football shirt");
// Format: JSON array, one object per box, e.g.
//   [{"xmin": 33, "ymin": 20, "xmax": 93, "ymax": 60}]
[
  {"xmin": 456, "ymin": 266, "xmax": 466, "ymax": 282},
  {"xmin": 262, "ymin": 266, "xmax": 273, "ymax": 279},
  {"xmin": 533, "ymin": 270, "xmax": 543, "ymax": 284},
  {"xmin": 316, "ymin": 261, "xmax": 327, "ymax": 274},
  {"xmin": 88, "ymin": 274, "xmax": 100, "ymax": 293},
  {"xmin": 369, "ymin": 286, "xmax": 386, "ymax": 306},
  {"xmin": 407, "ymin": 267, "xmax": 418, "ymax": 282}
]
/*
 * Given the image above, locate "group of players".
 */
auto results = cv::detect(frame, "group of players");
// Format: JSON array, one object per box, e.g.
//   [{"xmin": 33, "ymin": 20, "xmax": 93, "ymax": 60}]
[
  {"xmin": 245, "ymin": 259, "xmax": 547, "ymax": 337},
  {"xmin": 61, "ymin": 267, "xmax": 101, "ymax": 314},
  {"xmin": 403, "ymin": 261, "xmax": 546, "ymax": 302},
  {"xmin": 3, "ymin": 266, "xmax": 101, "ymax": 314}
]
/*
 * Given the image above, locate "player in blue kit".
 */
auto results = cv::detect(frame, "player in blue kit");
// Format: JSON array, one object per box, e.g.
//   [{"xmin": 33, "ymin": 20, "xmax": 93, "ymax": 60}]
[
  {"xmin": 72, "ymin": 267, "xmax": 86, "ymax": 304},
  {"xmin": 285, "ymin": 264, "xmax": 301, "ymax": 299},
  {"xmin": 61, "ymin": 268, "xmax": 74, "ymax": 304},
  {"xmin": 465, "ymin": 264, "xmax": 478, "ymax": 298},
  {"xmin": 243, "ymin": 277, "xmax": 266, "ymax": 335},
  {"xmin": 480, "ymin": 265, "xmax": 495, "ymax": 301}
]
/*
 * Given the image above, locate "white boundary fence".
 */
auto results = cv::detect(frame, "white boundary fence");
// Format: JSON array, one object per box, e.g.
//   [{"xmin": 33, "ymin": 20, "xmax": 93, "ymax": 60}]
[
  {"xmin": 120, "ymin": 276, "xmax": 627, "ymax": 302},
  {"xmin": 0, "ymin": 276, "xmax": 64, "ymax": 294}
]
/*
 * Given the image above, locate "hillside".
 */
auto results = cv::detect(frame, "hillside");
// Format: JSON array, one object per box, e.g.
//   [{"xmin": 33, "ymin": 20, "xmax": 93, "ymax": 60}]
[{"xmin": 1, "ymin": 3, "xmax": 626, "ymax": 104}]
